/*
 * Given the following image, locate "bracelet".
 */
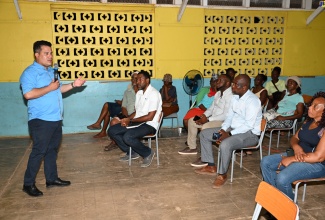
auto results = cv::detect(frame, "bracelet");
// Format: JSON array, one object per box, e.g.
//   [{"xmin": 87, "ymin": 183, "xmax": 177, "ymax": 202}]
[{"xmin": 71, "ymin": 82, "xmax": 75, "ymax": 88}]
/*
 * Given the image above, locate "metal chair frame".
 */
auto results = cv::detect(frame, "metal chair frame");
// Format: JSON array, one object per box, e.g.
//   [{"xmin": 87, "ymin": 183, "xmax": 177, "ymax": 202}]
[{"xmin": 128, "ymin": 113, "xmax": 163, "ymax": 166}]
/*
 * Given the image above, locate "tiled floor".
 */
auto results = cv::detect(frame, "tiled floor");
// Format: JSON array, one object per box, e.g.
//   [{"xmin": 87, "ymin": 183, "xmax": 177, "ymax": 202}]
[{"xmin": 0, "ymin": 128, "xmax": 324, "ymax": 220}]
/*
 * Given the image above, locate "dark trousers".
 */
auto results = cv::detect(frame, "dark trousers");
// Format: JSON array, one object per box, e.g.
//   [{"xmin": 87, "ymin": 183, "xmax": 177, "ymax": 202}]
[
  {"xmin": 24, "ymin": 119, "xmax": 62, "ymax": 186},
  {"xmin": 107, "ymin": 123, "xmax": 156, "ymax": 158}
]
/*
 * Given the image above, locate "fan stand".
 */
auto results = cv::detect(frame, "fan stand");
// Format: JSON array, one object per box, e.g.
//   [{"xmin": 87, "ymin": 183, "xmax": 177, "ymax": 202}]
[{"xmin": 188, "ymin": 85, "xmax": 193, "ymax": 108}]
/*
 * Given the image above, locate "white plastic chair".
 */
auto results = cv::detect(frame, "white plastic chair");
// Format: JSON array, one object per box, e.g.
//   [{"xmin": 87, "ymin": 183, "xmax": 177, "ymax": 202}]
[
  {"xmin": 129, "ymin": 113, "xmax": 163, "ymax": 166},
  {"xmin": 267, "ymin": 119, "xmax": 298, "ymax": 155},
  {"xmin": 216, "ymin": 119, "xmax": 267, "ymax": 182}
]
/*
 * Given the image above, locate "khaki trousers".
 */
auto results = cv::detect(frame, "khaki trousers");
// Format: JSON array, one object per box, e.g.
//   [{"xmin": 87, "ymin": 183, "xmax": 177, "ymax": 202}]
[{"xmin": 187, "ymin": 118, "xmax": 223, "ymax": 150}]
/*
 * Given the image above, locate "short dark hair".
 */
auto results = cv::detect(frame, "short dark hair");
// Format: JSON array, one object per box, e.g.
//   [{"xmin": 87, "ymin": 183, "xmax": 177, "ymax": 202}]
[
  {"xmin": 273, "ymin": 66, "xmax": 281, "ymax": 75},
  {"xmin": 222, "ymin": 73, "xmax": 232, "ymax": 83},
  {"xmin": 257, "ymin": 74, "xmax": 267, "ymax": 84},
  {"xmin": 33, "ymin": 40, "xmax": 52, "ymax": 53},
  {"xmin": 138, "ymin": 70, "xmax": 151, "ymax": 83}
]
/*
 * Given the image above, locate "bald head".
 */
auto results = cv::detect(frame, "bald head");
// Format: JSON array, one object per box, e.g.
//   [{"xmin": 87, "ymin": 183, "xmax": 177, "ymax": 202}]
[
  {"xmin": 236, "ymin": 74, "xmax": 251, "ymax": 88},
  {"xmin": 231, "ymin": 74, "xmax": 251, "ymax": 97}
]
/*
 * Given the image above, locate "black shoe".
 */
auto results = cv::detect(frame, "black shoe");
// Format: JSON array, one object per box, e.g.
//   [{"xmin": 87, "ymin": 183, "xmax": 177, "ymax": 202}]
[
  {"xmin": 23, "ymin": 184, "xmax": 43, "ymax": 197},
  {"xmin": 46, "ymin": 178, "xmax": 71, "ymax": 188}
]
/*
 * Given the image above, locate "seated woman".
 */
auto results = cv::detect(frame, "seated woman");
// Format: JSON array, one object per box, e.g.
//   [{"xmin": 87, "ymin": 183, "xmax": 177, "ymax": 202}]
[
  {"xmin": 265, "ymin": 76, "xmax": 304, "ymax": 129},
  {"xmin": 265, "ymin": 66, "xmax": 286, "ymax": 109},
  {"xmin": 261, "ymin": 91, "xmax": 325, "ymax": 200},
  {"xmin": 183, "ymin": 74, "xmax": 218, "ymax": 130},
  {"xmin": 160, "ymin": 74, "xmax": 179, "ymax": 117},
  {"xmin": 252, "ymin": 73, "xmax": 268, "ymax": 108}
]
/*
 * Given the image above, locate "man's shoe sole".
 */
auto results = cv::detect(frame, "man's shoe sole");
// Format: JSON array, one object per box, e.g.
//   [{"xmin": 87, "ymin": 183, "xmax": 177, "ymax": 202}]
[
  {"xmin": 141, "ymin": 152, "xmax": 155, "ymax": 168},
  {"xmin": 194, "ymin": 170, "xmax": 217, "ymax": 176},
  {"xmin": 190, "ymin": 162, "xmax": 208, "ymax": 168},
  {"xmin": 178, "ymin": 151, "xmax": 197, "ymax": 155}
]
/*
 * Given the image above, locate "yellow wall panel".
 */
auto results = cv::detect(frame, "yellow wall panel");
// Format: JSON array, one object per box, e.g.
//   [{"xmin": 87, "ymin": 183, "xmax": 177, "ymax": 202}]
[
  {"xmin": 155, "ymin": 7, "xmax": 204, "ymax": 79},
  {"xmin": 0, "ymin": 1, "xmax": 325, "ymax": 82}
]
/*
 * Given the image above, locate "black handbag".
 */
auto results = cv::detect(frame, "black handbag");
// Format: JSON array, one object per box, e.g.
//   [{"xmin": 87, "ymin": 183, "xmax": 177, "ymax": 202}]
[{"xmin": 272, "ymin": 81, "xmax": 284, "ymax": 106}]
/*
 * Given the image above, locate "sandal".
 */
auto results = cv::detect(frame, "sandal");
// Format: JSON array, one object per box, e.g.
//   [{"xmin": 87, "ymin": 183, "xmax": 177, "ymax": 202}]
[
  {"xmin": 235, "ymin": 151, "xmax": 247, "ymax": 157},
  {"xmin": 246, "ymin": 150, "xmax": 253, "ymax": 155},
  {"xmin": 104, "ymin": 143, "xmax": 118, "ymax": 151},
  {"xmin": 87, "ymin": 124, "xmax": 101, "ymax": 130}
]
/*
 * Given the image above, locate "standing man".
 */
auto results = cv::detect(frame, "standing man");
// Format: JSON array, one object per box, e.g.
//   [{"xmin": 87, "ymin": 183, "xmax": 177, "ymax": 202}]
[
  {"xmin": 108, "ymin": 70, "xmax": 162, "ymax": 167},
  {"xmin": 195, "ymin": 74, "xmax": 262, "ymax": 188},
  {"xmin": 20, "ymin": 40, "xmax": 86, "ymax": 197}
]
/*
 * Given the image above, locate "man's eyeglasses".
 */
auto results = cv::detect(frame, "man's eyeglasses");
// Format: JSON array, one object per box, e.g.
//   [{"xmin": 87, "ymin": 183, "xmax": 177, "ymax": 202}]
[
  {"xmin": 309, "ymin": 103, "xmax": 325, "ymax": 111},
  {"xmin": 231, "ymin": 82, "xmax": 242, "ymax": 88}
]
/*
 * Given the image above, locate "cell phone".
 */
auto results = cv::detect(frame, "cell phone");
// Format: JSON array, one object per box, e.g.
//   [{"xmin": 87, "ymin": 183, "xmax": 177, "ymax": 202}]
[
  {"xmin": 286, "ymin": 148, "xmax": 294, "ymax": 157},
  {"xmin": 212, "ymin": 132, "xmax": 221, "ymax": 140},
  {"xmin": 193, "ymin": 115, "xmax": 200, "ymax": 121}
]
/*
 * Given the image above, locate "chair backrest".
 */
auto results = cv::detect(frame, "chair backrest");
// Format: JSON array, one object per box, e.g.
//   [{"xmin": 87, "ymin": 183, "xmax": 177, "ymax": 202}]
[
  {"xmin": 262, "ymin": 99, "xmax": 269, "ymax": 113},
  {"xmin": 258, "ymin": 119, "xmax": 267, "ymax": 146},
  {"xmin": 302, "ymin": 94, "xmax": 313, "ymax": 105},
  {"xmin": 253, "ymin": 181, "xmax": 299, "ymax": 220}
]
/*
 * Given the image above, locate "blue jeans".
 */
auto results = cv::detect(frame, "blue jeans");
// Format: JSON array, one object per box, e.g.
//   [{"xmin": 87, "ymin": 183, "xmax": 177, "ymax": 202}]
[
  {"xmin": 261, "ymin": 153, "xmax": 325, "ymax": 200},
  {"xmin": 107, "ymin": 123, "xmax": 156, "ymax": 158},
  {"xmin": 24, "ymin": 119, "xmax": 62, "ymax": 186}
]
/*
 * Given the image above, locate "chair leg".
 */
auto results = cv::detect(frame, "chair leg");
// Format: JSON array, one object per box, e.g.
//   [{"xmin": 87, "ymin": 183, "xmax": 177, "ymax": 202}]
[
  {"xmin": 240, "ymin": 149, "xmax": 243, "ymax": 168},
  {"xmin": 129, "ymin": 147, "xmax": 132, "ymax": 166},
  {"xmin": 302, "ymin": 183, "xmax": 307, "ymax": 202},
  {"xmin": 277, "ymin": 130, "xmax": 280, "ymax": 149},
  {"xmin": 294, "ymin": 182, "xmax": 301, "ymax": 203},
  {"xmin": 268, "ymin": 130, "xmax": 274, "ymax": 155},
  {"xmin": 156, "ymin": 136, "xmax": 159, "ymax": 165},
  {"xmin": 230, "ymin": 151, "xmax": 235, "ymax": 182},
  {"xmin": 217, "ymin": 147, "xmax": 221, "ymax": 174}
]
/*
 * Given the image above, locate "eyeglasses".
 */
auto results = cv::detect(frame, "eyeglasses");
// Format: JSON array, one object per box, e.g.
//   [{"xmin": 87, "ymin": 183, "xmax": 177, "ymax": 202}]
[
  {"xmin": 309, "ymin": 103, "xmax": 325, "ymax": 111},
  {"xmin": 231, "ymin": 82, "xmax": 242, "ymax": 88}
]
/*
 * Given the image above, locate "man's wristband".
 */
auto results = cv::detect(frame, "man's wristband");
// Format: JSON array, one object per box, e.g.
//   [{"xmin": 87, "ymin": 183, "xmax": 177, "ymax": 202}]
[{"xmin": 71, "ymin": 82, "xmax": 75, "ymax": 88}]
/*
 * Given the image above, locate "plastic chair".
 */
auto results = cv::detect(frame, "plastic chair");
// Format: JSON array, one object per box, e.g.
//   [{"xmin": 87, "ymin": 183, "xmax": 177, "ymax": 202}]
[
  {"xmin": 159, "ymin": 112, "xmax": 179, "ymax": 137},
  {"xmin": 252, "ymin": 181, "xmax": 299, "ymax": 220},
  {"xmin": 293, "ymin": 177, "xmax": 325, "ymax": 203},
  {"xmin": 262, "ymin": 99, "xmax": 269, "ymax": 113},
  {"xmin": 128, "ymin": 113, "xmax": 163, "ymax": 166},
  {"xmin": 267, "ymin": 119, "xmax": 298, "ymax": 155},
  {"xmin": 217, "ymin": 119, "xmax": 267, "ymax": 182}
]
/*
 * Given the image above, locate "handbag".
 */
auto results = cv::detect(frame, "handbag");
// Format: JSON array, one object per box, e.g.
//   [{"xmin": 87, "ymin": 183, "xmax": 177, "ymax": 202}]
[
  {"xmin": 271, "ymin": 81, "xmax": 284, "ymax": 106},
  {"xmin": 263, "ymin": 109, "xmax": 280, "ymax": 121}
]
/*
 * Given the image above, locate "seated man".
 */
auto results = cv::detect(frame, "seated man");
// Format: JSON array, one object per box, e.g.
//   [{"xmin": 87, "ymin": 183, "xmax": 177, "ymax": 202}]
[
  {"xmin": 87, "ymin": 72, "xmax": 138, "ymax": 139},
  {"xmin": 107, "ymin": 70, "xmax": 162, "ymax": 167},
  {"xmin": 195, "ymin": 74, "xmax": 262, "ymax": 188},
  {"xmin": 178, "ymin": 74, "xmax": 233, "ymax": 157},
  {"xmin": 183, "ymin": 75, "xmax": 218, "ymax": 130}
]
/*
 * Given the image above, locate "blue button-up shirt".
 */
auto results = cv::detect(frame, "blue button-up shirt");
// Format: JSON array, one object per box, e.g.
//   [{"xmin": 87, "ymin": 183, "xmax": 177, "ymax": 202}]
[
  {"xmin": 221, "ymin": 90, "xmax": 262, "ymax": 135},
  {"xmin": 20, "ymin": 61, "xmax": 63, "ymax": 121}
]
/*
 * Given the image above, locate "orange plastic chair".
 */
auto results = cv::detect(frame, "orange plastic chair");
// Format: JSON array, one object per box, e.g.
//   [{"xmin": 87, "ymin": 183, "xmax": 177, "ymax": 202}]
[{"xmin": 252, "ymin": 181, "xmax": 299, "ymax": 220}]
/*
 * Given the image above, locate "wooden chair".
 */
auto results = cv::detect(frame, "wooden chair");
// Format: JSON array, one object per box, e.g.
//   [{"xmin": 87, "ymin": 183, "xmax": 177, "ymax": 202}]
[
  {"xmin": 216, "ymin": 119, "xmax": 267, "ymax": 182},
  {"xmin": 252, "ymin": 181, "xmax": 299, "ymax": 220},
  {"xmin": 293, "ymin": 177, "xmax": 325, "ymax": 203},
  {"xmin": 128, "ymin": 113, "xmax": 163, "ymax": 166},
  {"xmin": 302, "ymin": 94, "xmax": 313, "ymax": 105}
]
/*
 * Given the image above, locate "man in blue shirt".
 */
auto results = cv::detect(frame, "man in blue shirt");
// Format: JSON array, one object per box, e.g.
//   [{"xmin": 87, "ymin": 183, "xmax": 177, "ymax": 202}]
[
  {"xmin": 195, "ymin": 74, "xmax": 262, "ymax": 188},
  {"xmin": 20, "ymin": 40, "xmax": 86, "ymax": 197}
]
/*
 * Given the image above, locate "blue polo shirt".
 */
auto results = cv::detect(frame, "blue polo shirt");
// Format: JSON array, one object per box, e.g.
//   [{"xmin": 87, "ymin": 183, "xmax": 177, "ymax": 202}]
[{"xmin": 20, "ymin": 61, "xmax": 63, "ymax": 121}]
